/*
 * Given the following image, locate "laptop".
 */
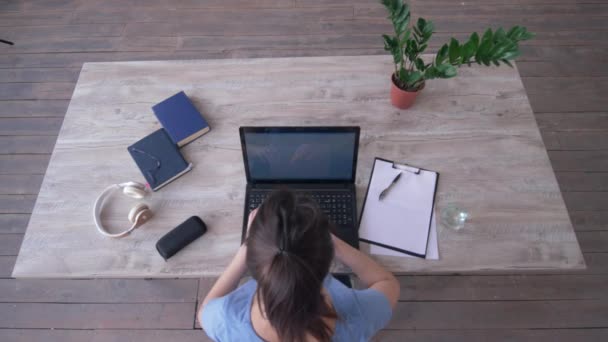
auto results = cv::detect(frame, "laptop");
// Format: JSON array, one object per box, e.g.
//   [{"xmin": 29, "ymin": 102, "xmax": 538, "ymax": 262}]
[{"xmin": 239, "ymin": 126, "xmax": 360, "ymax": 249}]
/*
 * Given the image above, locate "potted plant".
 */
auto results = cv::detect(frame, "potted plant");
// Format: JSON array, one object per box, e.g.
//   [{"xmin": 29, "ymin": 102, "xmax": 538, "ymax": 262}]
[{"xmin": 381, "ymin": 0, "xmax": 534, "ymax": 109}]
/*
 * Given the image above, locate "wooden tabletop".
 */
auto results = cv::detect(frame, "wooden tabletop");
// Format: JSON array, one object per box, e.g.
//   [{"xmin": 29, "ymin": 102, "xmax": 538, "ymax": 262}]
[{"xmin": 12, "ymin": 55, "xmax": 585, "ymax": 278}]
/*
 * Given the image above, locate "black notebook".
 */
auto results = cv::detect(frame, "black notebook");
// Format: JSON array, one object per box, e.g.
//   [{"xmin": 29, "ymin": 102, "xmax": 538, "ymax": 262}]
[{"xmin": 128, "ymin": 129, "xmax": 193, "ymax": 191}]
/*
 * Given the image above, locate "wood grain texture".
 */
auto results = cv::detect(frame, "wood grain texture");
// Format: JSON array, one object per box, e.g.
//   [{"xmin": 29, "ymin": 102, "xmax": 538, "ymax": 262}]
[
  {"xmin": 0, "ymin": 11, "xmax": 73, "ymax": 27},
  {"xmin": 388, "ymin": 300, "xmax": 608, "ymax": 329},
  {"xmin": 397, "ymin": 275, "xmax": 608, "ymax": 301},
  {"xmin": 0, "ymin": 83, "xmax": 75, "ymax": 100},
  {"xmin": 546, "ymin": 132, "xmax": 608, "ymax": 150},
  {"xmin": 0, "ymin": 175, "xmax": 43, "ymax": 195},
  {"xmin": 12, "ymin": 56, "xmax": 583, "ymax": 278},
  {"xmin": 4, "ymin": 24, "xmax": 125, "ymax": 40},
  {"xmin": 0, "ymin": 234, "xmax": 22, "ymax": 256},
  {"xmin": 0, "ymin": 256, "xmax": 15, "ymax": 278},
  {"xmin": 549, "ymin": 151, "xmax": 608, "ymax": 172},
  {"xmin": 374, "ymin": 329, "xmax": 608, "ymax": 342},
  {"xmin": 0, "ymin": 302, "xmax": 196, "ymax": 329},
  {"xmin": 0, "ymin": 136, "xmax": 57, "ymax": 154},
  {"xmin": 523, "ymin": 77, "xmax": 608, "ymax": 113},
  {"xmin": 0, "ymin": 278, "xmax": 198, "ymax": 303},
  {"xmin": 585, "ymin": 253, "xmax": 608, "ymax": 274},
  {"xmin": 0, "ymin": 118, "xmax": 63, "ymax": 136},
  {"xmin": 570, "ymin": 211, "xmax": 608, "ymax": 231},
  {"xmin": 563, "ymin": 192, "xmax": 608, "ymax": 211},
  {"xmin": 535, "ymin": 112, "xmax": 608, "ymax": 132},
  {"xmin": 0, "ymin": 155, "xmax": 50, "ymax": 175},
  {"xmin": 0, "ymin": 196, "xmax": 36, "ymax": 214},
  {"xmin": 0, "ymin": 100, "xmax": 69, "ymax": 118},
  {"xmin": 556, "ymin": 172, "xmax": 608, "ymax": 192},
  {"xmin": 578, "ymin": 231, "xmax": 608, "ymax": 253},
  {"xmin": 0, "ymin": 329, "xmax": 211, "ymax": 342},
  {"xmin": 354, "ymin": 3, "xmax": 608, "ymax": 21},
  {"xmin": 0, "ymin": 68, "xmax": 80, "ymax": 83},
  {"xmin": 0, "ymin": 215, "xmax": 30, "ymax": 234}
]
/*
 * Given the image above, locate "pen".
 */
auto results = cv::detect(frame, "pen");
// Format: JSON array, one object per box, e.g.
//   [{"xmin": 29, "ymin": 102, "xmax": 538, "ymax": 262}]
[{"xmin": 379, "ymin": 172, "xmax": 402, "ymax": 200}]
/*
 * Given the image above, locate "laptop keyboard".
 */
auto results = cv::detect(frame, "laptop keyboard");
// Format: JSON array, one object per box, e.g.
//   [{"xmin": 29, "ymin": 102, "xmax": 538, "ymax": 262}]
[{"xmin": 247, "ymin": 191, "xmax": 355, "ymax": 226}]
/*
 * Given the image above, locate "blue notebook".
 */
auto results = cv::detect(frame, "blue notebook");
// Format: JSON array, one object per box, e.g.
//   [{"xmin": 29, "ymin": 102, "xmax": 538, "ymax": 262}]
[
  {"xmin": 152, "ymin": 91, "xmax": 210, "ymax": 147},
  {"xmin": 128, "ymin": 129, "xmax": 193, "ymax": 191}
]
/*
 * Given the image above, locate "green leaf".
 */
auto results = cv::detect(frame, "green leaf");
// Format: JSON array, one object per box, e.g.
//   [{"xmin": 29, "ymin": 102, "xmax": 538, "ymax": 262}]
[
  {"xmin": 481, "ymin": 28, "xmax": 493, "ymax": 44},
  {"xmin": 506, "ymin": 26, "xmax": 520, "ymax": 39},
  {"xmin": 416, "ymin": 17, "xmax": 426, "ymax": 31},
  {"xmin": 395, "ymin": 4, "xmax": 410, "ymax": 34},
  {"xmin": 488, "ymin": 42, "xmax": 507, "ymax": 59},
  {"xmin": 382, "ymin": 34, "xmax": 402, "ymax": 65},
  {"xmin": 413, "ymin": 26, "xmax": 422, "ymax": 39},
  {"xmin": 448, "ymin": 38, "xmax": 460, "ymax": 64},
  {"xmin": 394, "ymin": 2, "xmax": 405, "ymax": 19},
  {"xmin": 469, "ymin": 32, "xmax": 480, "ymax": 49},
  {"xmin": 461, "ymin": 40, "xmax": 476, "ymax": 63},
  {"xmin": 520, "ymin": 28, "xmax": 534, "ymax": 40},
  {"xmin": 424, "ymin": 63, "xmax": 457, "ymax": 80},
  {"xmin": 437, "ymin": 64, "xmax": 457, "ymax": 78},
  {"xmin": 382, "ymin": 34, "xmax": 394, "ymax": 51},
  {"xmin": 400, "ymin": 29, "xmax": 411, "ymax": 44},
  {"xmin": 396, "ymin": 15, "xmax": 410, "ymax": 35},
  {"xmin": 414, "ymin": 17, "xmax": 433, "ymax": 45},
  {"xmin": 423, "ymin": 19, "xmax": 434, "ymax": 36},
  {"xmin": 424, "ymin": 67, "xmax": 437, "ymax": 79},
  {"xmin": 415, "ymin": 57, "xmax": 425, "ymax": 71},
  {"xmin": 435, "ymin": 44, "xmax": 449, "ymax": 65},
  {"xmin": 494, "ymin": 27, "xmax": 506, "ymax": 41},
  {"xmin": 397, "ymin": 66, "xmax": 408, "ymax": 83},
  {"xmin": 405, "ymin": 70, "xmax": 423, "ymax": 86},
  {"xmin": 501, "ymin": 50, "xmax": 520, "ymax": 60},
  {"xmin": 409, "ymin": 39, "xmax": 418, "ymax": 53},
  {"xmin": 476, "ymin": 35, "xmax": 492, "ymax": 65}
]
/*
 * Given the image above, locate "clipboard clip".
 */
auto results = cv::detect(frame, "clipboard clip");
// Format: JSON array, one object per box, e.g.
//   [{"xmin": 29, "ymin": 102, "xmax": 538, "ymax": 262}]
[{"xmin": 392, "ymin": 162, "xmax": 420, "ymax": 175}]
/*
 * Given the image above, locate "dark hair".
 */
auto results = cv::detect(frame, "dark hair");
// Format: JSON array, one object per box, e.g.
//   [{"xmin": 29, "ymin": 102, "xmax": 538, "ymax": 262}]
[{"xmin": 246, "ymin": 189, "xmax": 336, "ymax": 342}]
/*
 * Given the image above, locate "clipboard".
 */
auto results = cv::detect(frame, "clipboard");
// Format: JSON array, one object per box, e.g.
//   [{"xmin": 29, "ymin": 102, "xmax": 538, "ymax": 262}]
[{"xmin": 358, "ymin": 157, "xmax": 439, "ymax": 258}]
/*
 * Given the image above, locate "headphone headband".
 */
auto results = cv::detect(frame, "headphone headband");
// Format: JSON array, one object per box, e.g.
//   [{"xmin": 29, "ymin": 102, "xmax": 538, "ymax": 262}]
[{"xmin": 93, "ymin": 182, "xmax": 149, "ymax": 238}]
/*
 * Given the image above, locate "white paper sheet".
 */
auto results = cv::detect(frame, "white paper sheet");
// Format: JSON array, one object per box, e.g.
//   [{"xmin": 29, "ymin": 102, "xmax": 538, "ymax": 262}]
[
  {"xmin": 366, "ymin": 212, "xmax": 439, "ymax": 260},
  {"xmin": 358, "ymin": 159, "xmax": 438, "ymax": 257}
]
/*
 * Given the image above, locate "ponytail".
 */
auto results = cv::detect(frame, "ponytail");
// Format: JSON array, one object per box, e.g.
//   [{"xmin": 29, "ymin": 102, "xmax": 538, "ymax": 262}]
[
  {"xmin": 256, "ymin": 253, "xmax": 335, "ymax": 342},
  {"xmin": 247, "ymin": 190, "xmax": 336, "ymax": 342}
]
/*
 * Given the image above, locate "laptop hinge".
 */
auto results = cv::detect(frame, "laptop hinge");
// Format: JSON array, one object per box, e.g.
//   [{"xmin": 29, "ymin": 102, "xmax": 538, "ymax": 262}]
[{"xmin": 250, "ymin": 183, "xmax": 352, "ymax": 190}]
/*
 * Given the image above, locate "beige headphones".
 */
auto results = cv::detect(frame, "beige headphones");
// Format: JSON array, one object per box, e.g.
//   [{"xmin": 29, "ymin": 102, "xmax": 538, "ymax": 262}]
[{"xmin": 93, "ymin": 182, "xmax": 153, "ymax": 238}]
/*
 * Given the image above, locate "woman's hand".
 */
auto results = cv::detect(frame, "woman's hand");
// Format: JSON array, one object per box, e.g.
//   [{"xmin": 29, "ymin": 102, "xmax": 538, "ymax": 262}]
[
  {"xmin": 330, "ymin": 233, "xmax": 347, "ymax": 262},
  {"xmin": 246, "ymin": 208, "xmax": 259, "ymax": 238},
  {"xmin": 329, "ymin": 232, "xmax": 400, "ymax": 308}
]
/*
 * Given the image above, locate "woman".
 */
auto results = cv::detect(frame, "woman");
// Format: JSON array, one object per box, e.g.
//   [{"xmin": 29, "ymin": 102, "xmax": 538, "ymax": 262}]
[{"xmin": 200, "ymin": 190, "xmax": 399, "ymax": 341}]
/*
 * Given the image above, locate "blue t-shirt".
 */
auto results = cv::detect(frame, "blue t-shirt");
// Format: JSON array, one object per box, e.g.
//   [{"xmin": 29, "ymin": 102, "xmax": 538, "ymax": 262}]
[{"xmin": 200, "ymin": 276, "xmax": 392, "ymax": 341}]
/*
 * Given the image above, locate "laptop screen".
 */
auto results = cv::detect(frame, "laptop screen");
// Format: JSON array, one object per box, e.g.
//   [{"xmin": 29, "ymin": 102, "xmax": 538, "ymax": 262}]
[{"xmin": 240, "ymin": 127, "xmax": 359, "ymax": 183}]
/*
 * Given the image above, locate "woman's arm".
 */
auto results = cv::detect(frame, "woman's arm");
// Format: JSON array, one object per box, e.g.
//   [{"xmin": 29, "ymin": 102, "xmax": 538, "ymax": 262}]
[
  {"xmin": 200, "ymin": 209, "xmax": 257, "ymax": 311},
  {"xmin": 201, "ymin": 244, "xmax": 248, "ymax": 309},
  {"xmin": 332, "ymin": 234, "xmax": 400, "ymax": 308}
]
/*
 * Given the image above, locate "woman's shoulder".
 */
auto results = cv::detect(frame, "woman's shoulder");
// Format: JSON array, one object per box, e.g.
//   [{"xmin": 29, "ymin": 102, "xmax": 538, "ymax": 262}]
[
  {"xmin": 326, "ymin": 276, "xmax": 393, "ymax": 340},
  {"xmin": 200, "ymin": 279, "xmax": 258, "ymax": 339},
  {"xmin": 203, "ymin": 279, "xmax": 257, "ymax": 319}
]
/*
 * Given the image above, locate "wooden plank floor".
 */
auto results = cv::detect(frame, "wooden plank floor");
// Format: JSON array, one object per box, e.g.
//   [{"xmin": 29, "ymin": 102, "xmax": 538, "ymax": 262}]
[{"xmin": 1, "ymin": 0, "xmax": 607, "ymax": 340}]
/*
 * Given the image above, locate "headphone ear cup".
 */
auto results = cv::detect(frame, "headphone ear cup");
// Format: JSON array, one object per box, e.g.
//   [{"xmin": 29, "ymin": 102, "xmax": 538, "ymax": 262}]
[
  {"xmin": 123, "ymin": 184, "xmax": 147, "ymax": 199},
  {"xmin": 128, "ymin": 203, "xmax": 151, "ymax": 224}
]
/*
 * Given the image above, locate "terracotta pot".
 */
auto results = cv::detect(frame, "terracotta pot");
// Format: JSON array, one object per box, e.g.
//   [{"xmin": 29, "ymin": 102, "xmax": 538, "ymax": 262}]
[{"xmin": 390, "ymin": 74, "xmax": 423, "ymax": 109}]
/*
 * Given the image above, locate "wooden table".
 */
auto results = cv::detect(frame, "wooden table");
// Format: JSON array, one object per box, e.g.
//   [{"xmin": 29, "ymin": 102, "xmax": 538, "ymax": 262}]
[{"xmin": 12, "ymin": 55, "xmax": 585, "ymax": 278}]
